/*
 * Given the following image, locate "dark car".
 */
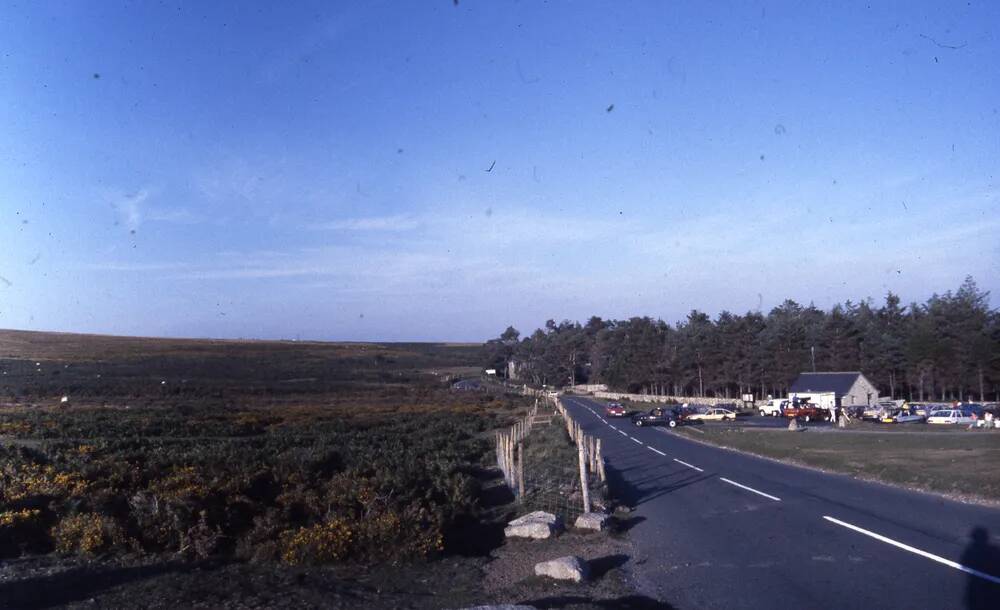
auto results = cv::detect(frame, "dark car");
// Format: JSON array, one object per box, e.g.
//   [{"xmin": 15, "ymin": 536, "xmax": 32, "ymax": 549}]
[{"xmin": 631, "ymin": 407, "xmax": 683, "ymax": 428}]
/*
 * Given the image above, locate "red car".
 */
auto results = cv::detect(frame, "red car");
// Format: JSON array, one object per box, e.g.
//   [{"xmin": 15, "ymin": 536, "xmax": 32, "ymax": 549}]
[
  {"xmin": 605, "ymin": 402, "xmax": 627, "ymax": 417},
  {"xmin": 782, "ymin": 404, "xmax": 829, "ymax": 422}
]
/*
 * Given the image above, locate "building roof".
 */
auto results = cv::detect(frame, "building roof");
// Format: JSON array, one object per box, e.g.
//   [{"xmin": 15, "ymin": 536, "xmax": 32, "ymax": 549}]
[{"xmin": 790, "ymin": 372, "xmax": 868, "ymax": 395}]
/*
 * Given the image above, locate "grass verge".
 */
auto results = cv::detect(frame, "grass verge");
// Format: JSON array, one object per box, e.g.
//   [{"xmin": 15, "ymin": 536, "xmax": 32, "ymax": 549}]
[{"xmin": 675, "ymin": 425, "xmax": 1000, "ymax": 503}]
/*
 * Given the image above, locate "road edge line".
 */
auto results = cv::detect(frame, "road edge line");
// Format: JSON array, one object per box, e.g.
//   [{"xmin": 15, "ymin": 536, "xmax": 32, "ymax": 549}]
[
  {"xmin": 719, "ymin": 477, "xmax": 781, "ymax": 501},
  {"xmin": 673, "ymin": 458, "xmax": 704, "ymax": 472},
  {"xmin": 822, "ymin": 516, "xmax": 1000, "ymax": 585}
]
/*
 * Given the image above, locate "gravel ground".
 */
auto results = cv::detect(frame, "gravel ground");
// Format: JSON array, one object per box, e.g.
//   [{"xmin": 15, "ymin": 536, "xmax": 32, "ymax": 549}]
[
  {"xmin": 477, "ymin": 517, "xmax": 668, "ymax": 609},
  {"xmin": 0, "ymin": 518, "xmax": 655, "ymax": 610},
  {"xmin": 0, "ymin": 555, "xmax": 490, "ymax": 610}
]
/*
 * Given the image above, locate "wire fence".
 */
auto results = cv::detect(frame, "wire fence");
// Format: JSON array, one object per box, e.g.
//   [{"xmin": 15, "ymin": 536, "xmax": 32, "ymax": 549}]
[{"xmin": 494, "ymin": 392, "xmax": 607, "ymax": 522}]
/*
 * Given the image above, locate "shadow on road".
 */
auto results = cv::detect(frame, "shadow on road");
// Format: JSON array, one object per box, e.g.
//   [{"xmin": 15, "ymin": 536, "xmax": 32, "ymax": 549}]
[
  {"xmin": 606, "ymin": 461, "xmax": 714, "ymax": 507},
  {"xmin": 0, "ymin": 562, "xmax": 180, "ymax": 609},
  {"xmin": 522, "ymin": 594, "xmax": 676, "ymax": 609},
  {"xmin": 961, "ymin": 527, "xmax": 1000, "ymax": 610}
]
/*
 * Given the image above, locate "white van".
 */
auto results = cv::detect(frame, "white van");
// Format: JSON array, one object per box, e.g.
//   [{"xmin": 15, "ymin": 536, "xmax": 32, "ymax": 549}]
[{"xmin": 759, "ymin": 399, "xmax": 787, "ymax": 417}]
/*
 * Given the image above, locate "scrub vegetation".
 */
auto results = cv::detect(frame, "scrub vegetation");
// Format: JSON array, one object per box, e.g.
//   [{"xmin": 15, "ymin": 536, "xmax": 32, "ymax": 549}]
[{"xmin": 0, "ymin": 330, "xmax": 528, "ymax": 565}]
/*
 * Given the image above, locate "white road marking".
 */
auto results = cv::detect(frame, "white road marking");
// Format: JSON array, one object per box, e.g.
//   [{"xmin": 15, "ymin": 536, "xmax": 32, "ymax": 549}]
[
  {"xmin": 687, "ymin": 426, "xmax": 705, "ymax": 434},
  {"xmin": 631, "ymin": 437, "xmax": 643, "ymax": 445},
  {"xmin": 648, "ymin": 446, "xmax": 667, "ymax": 456},
  {"xmin": 719, "ymin": 477, "xmax": 781, "ymax": 502},
  {"xmin": 618, "ymin": 430, "xmax": 628, "ymax": 437},
  {"xmin": 673, "ymin": 458, "xmax": 703, "ymax": 472},
  {"xmin": 610, "ymin": 425, "xmax": 619, "ymax": 431},
  {"xmin": 823, "ymin": 516, "xmax": 1000, "ymax": 585}
]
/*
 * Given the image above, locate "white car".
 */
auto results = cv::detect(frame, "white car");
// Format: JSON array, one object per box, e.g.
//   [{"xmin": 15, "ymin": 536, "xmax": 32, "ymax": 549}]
[
  {"xmin": 687, "ymin": 408, "xmax": 737, "ymax": 422},
  {"xmin": 926, "ymin": 409, "xmax": 975, "ymax": 425}
]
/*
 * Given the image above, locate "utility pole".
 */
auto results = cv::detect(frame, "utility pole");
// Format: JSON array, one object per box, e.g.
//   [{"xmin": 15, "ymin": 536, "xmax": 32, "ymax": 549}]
[{"xmin": 811, "ymin": 346, "xmax": 816, "ymax": 372}]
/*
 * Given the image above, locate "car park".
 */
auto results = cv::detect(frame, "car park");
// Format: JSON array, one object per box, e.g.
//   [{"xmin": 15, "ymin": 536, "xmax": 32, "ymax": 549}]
[
  {"xmin": 926, "ymin": 409, "xmax": 976, "ymax": 425},
  {"xmin": 605, "ymin": 402, "xmax": 627, "ymax": 417},
  {"xmin": 631, "ymin": 407, "xmax": 683, "ymax": 428},
  {"xmin": 687, "ymin": 407, "xmax": 737, "ymax": 422}
]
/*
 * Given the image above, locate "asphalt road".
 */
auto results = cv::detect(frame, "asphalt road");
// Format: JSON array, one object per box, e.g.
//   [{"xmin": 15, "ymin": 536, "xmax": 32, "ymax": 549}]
[{"xmin": 562, "ymin": 395, "xmax": 1000, "ymax": 610}]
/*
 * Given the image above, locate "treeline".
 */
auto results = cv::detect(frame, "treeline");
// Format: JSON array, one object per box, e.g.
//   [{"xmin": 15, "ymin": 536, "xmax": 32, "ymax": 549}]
[{"xmin": 485, "ymin": 277, "xmax": 1000, "ymax": 402}]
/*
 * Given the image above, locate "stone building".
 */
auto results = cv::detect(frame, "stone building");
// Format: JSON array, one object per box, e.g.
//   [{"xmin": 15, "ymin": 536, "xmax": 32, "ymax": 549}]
[{"xmin": 789, "ymin": 372, "xmax": 879, "ymax": 408}]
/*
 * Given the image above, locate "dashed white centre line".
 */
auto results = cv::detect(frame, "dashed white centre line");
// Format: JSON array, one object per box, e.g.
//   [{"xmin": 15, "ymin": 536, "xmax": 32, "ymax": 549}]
[
  {"xmin": 648, "ymin": 446, "xmax": 667, "ymax": 456},
  {"xmin": 610, "ymin": 425, "xmax": 619, "ymax": 431},
  {"xmin": 630, "ymin": 437, "xmax": 642, "ymax": 445},
  {"xmin": 719, "ymin": 477, "xmax": 781, "ymax": 502},
  {"xmin": 673, "ymin": 458, "xmax": 703, "ymax": 472},
  {"xmin": 618, "ymin": 430, "xmax": 628, "ymax": 437},
  {"xmin": 823, "ymin": 516, "xmax": 1000, "ymax": 585}
]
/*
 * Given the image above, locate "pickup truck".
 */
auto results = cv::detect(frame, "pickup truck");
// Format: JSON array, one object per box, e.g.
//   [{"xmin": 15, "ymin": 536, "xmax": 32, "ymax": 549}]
[
  {"xmin": 759, "ymin": 399, "xmax": 786, "ymax": 417},
  {"xmin": 632, "ymin": 407, "xmax": 683, "ymax": 428}
]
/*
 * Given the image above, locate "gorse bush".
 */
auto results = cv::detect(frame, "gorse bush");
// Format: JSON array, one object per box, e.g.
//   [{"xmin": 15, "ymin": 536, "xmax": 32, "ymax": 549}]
[{"xmin": 51, "ymin": 513, "xmax": 134, "ymax": 555}]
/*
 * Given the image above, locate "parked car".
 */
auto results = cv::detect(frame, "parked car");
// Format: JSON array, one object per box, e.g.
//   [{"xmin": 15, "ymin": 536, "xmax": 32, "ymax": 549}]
[
  {"xmin": 926, "ymin": 409, "xmax": 976, "ymax": 425},
  {"xmin": 675, "ymin": 404, "xmax": 700, "ymax": 421},
  {"xmin": 759, "ymin": 399, "xmax": 786, "ymax": 417},
  {"xmin": 687, "ymin": 407, "xmax": 737, "ymax": 422},
  {"xmin": 881, "ymin": 409, "xmax": 925, "ymax": 424},
  {"xmin": 632, "ymin": 407, "xmax": 683, "ymax": 428},
  {"xmin": 861, "ymin": 405, "xmax": 883, "ymax": 421},
  {"xmin": 960, "ymin": 403, "xmax": 986, "ymax": 418},
  {"xmin": 605, "ymin": 402, "xmax": 627, "ymax": 417},
  {"xmin": 782, "ymin": 404, "xmax": 830, "ymax": 422}
]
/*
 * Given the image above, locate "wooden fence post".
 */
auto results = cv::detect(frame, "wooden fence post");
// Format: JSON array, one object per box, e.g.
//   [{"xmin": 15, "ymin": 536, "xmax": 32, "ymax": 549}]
[
  {"xmin": 578, "ymin": 442, "xmax": 591, "ymax": 513},
  {"xmin": 517, "ymin": 442, "xmax": 525, "ymax": 501},
  {"xmin": 508, "ymin": 435, "xmax": 515, "ymax": 487},
  {"xmin": 596, "ymin": 438, "xmax": 606, "ymax": 482}
]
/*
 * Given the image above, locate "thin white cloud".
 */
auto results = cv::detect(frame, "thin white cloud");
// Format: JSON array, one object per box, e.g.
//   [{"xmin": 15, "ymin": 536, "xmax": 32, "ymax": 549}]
[
  {"xmin": 106, "ymin": 188, "xmax": 205, "ymax": 229},
  {"xmin": 77, "ymin": 261, "xmax": 192, "ymax": 272},
  {"xmin": 146, "ymin": 208, "xmax": 205, "ymax": 224},
  {"xmin": 310, "ymin": 214, "xmax": 421, "ymax": 232}
]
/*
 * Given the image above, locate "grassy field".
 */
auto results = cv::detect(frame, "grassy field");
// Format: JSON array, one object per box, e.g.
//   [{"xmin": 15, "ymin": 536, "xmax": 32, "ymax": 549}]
[{"xmin": 675, "ymin": 425, "xmax": 1000, "ymax": 502}]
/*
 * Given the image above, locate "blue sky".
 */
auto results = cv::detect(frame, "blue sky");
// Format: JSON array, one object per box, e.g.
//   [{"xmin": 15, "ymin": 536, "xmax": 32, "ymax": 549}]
[{"xmin": 1, "ymin": 1, "xmax": 997, "ymax": 341}]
